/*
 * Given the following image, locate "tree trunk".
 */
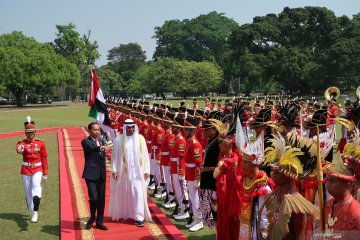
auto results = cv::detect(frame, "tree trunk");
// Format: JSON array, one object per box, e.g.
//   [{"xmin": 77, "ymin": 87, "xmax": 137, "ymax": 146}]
[{"xmin": 15, "ymin": 89, "xmax": 24, "ymax": 107}]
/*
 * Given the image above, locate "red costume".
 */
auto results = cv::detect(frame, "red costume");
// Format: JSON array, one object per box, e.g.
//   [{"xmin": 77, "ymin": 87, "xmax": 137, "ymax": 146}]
[
  {"xmin": 16, "ymin": 138, "xmax": 48, "ymax": 176},
  {"xmin": 215, "ymin": 152, "xmax": 240, "ymax": 240},
  {"xmin": 324, "ymin": 193, "xmax": 360, "ymax": 239}
]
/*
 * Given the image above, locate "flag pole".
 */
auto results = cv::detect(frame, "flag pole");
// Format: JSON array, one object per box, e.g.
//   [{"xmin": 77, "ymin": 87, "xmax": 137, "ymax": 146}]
[{"xmin": 316, "ymin": 124, "xmax": 325, "ymax": 231}]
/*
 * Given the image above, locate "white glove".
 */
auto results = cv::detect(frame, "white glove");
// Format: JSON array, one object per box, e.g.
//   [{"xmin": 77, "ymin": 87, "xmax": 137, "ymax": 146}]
[
  {"xmin": 195, "ymin": 179, "xmax": 200, "ymax": 188},
  {"xmin": 42, "ymin": 175, "xmax": 48, "ymax": 181},
  {"xmin": 17, "ymin": 144, "xmax": 24, "ymax": 154}
]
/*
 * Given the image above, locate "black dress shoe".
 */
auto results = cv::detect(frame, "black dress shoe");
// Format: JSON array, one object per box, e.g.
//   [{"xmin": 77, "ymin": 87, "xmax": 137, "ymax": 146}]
[
  {"xmin": 95, "ymin": 224, "xmax": 108, "ymax": 231},
  {"xmin": 85, "ymin": 218, "xmax": 94, "ymax": 230},
  {"xmin": 135, "ymin": 220, "xmax": 144, "ymax": 227}
]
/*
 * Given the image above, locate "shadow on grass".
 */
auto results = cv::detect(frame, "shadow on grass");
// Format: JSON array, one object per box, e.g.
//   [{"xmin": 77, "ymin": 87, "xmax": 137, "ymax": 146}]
[
  {"xmin": 0, "ymin": 213, "xmax": 30, "ymax": 232},
  {"xmin": 41, "ymin": 224, "xmax": 60, "ymax": 236}
]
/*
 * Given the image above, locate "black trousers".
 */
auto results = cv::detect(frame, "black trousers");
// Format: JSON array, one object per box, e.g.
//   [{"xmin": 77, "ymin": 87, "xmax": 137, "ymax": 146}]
[{"xmin": 85, "ymin": 177, "xmax": 106, "ymax": 224}]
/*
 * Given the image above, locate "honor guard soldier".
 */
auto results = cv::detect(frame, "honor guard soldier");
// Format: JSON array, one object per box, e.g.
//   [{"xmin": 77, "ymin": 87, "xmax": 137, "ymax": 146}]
[
  {"xmin": 183, "ymin": 117, "xmax": 204, "ymax": 232},
  {"xmin": 16, "ymin": 116, "xmax": 48, "ymax": 223}
]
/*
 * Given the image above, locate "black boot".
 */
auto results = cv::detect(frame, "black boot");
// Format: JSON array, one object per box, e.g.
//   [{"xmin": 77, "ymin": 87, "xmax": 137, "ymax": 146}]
[
  {"xmin": 186, "ymin": 212, "xmax": 193, "ymax": 226},
  {"xmin": 33, "ymin": 196, "xmax": 41, "ymax": 211},
  {"xmin": 171, "ymin": 204, "xmax": 179, "ymax": 216},
  {"xmin": 85, "ymin": 200, "xmax": 97, "ymax": 230},
  {"xmin": 149, "ymin": 175, "xmax": 155, "ymax": 186},
  {"xmin": 162, "ymin": 193, "xmax": 169, "ymax": 205},
  {"xmin": 152, "ymin": 184, "xmax": 158, "ymax": 196}
]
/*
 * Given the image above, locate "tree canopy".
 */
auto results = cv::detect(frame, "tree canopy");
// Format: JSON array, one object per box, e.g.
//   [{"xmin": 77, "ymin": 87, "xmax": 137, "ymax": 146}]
[
  {"xmin": 0, "ymin": 31, "xmax": 79, "ymax": 106},
  {"xmin": 129, "ymin": 58, "xmax": 222, "ymax": 98},
  {"xmin": 226, "ymin": 6, "xmax": 360, "ymax": 94},
  {"xmin": 52, "ymin": 23, "xmax": 100, "ymax": 99},
  {"xmin": 153, "ymin": 11, "xmax": 239, "ymax": 64},
  {"xmin": 107, "ymin": 43, "xmax": 146, "ymax": 81}
]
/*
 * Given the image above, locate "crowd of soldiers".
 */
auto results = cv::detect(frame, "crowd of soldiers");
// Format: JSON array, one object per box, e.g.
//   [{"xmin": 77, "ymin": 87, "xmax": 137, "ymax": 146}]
[{"xmin": 104, "ymin": 87, "xmax": 360, "ymax": 240}]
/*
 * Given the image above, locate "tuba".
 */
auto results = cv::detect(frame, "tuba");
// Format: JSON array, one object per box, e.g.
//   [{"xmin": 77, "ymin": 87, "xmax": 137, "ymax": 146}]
[
  {"xmin": 325, "ymin": 86, "xmax": 340, "ymax": 101},
  {"xmin": 356, "ymin": 86, "xmax": 360, "ymax": 99}
]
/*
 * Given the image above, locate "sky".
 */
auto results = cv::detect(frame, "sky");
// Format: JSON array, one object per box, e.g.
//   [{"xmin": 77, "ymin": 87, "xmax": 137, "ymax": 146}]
[{"xmin": 1, "ymin": 0, "xmax": 359, "ymax": 66}]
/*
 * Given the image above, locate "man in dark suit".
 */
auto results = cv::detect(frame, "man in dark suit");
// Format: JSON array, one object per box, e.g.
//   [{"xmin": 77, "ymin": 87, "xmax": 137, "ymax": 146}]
[{"xmin": 81, "ymin": 122, "xmax": 110, "ymax": 230}]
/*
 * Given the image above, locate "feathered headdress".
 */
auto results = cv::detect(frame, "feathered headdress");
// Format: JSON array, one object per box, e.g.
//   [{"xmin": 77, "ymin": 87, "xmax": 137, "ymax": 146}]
[
  {"xmin": 208, "ymin": 118, "xmax": 229, "ymax": 138},
  {"xmin": 286, "ymin": 131, "xmax": 318, "ymax": 179},
  {"xmin": 277, "ymin": 102, "xmax": 301, "ymax": 129},
  {"xmin": 264, "ymin": 133, "xmax": 305, "ymax": 180},
  {"xmin": 327, "ymin": 152, "xmax": 355, "ymax": 182}
]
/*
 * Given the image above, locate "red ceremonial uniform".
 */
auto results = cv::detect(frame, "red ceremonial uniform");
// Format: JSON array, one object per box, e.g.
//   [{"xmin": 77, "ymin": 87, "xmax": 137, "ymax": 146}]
[
  {"xmin": 16, "ymin": 138, "xmax": 48, "ymax": 176},
  {"xmin": 146, "ymin": 123, "xmax": 154, "ymax": 154},
  {"xmin": 184, "ymin": 135, "xmax": 203, "ymax": 181},
  {"xmin": 139, "ymin": 119, "xmax": 149, "ymax": 137},
  {"xmin": 241, "ymin": 109, "xmax": 251, "ymax": 127},
  {"xmin": 160, "ymin": 128, "xmax": 175, "ymax": 166},
  {"xmin": 328, "ymin": 105, "xmax": 338, "ymax": 125},
  {"xmin": 170, "ymin": 132, "xmax": 186, "ymax": 175},
  {"xmin": 152, "ymin": 123, "xmax": 164, "ymax": 162}
]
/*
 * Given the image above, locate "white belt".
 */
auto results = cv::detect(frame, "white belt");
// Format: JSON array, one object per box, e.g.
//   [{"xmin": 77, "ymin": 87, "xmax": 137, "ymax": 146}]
[
  {"xmin": 162, "ymin": 152, "xmax": 170, "ymax": 155},
  {"xmin": 171, "ymin": 157, "xmax": 179, "ymax": 162},
  {"xmin": 22, "ymin": 162, "xmax": 42, "ymax": 167},
  {"xmin": 146, "ymin": 141, "xmax": 151, "ymax": 144},
  {"xmin": 186, "ymin": 163, "xmax": 196, "ymax": 168},
  {"xmin": 152, "ymin": 146, "xmax": 158, "ymax": 150}
]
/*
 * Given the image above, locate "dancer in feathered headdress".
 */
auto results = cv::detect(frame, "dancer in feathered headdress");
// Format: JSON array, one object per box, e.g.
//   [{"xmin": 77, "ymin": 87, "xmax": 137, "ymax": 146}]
[
  {"xmin": 342, "ymin": 129, "xmax": 360, "ymax": 202},
  {"xmin": 237, "ymin": 124, "xmax": 274, "ymax": 240},
  {"xmin": 210, "ymin": 118, "xmax": 241, "ymax": 240},
  {"xmin": 324, "ymin": 152, "xmax": 360, "ymax": 237},
  {"xmin": 259, "ymin": 133, "xmax": 320, "ymax": 240}
]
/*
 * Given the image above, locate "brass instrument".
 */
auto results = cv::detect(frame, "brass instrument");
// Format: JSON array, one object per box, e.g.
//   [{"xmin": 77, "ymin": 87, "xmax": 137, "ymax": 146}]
[{"xmin": 325, "ymin": 86, "xmax": 340, "ymax": 101}]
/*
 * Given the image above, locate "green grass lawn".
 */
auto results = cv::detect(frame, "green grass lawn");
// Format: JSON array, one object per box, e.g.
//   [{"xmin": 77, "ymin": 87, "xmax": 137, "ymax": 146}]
[
  {"xmin": 0, "ymin": 103, "xmax": 90, "ymax": 133},
  {"xmin": 149, "ymin": 194, "xmax": 216, "ymax": 240},
  {"xmin": 0, "ymin": 133, "xmax": 59, "ymax": 240}
]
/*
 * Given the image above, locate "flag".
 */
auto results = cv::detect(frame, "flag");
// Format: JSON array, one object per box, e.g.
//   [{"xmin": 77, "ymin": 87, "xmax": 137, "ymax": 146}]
[{"xmin": 88, "ymin": 68, "xmax": 110, "ymax": 125}]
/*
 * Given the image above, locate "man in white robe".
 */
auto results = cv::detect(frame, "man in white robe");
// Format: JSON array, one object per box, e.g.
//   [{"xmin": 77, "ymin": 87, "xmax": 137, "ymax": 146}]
[{"xmin": 109, "ymin": 119, "xmax": 152, "ymax": 227}]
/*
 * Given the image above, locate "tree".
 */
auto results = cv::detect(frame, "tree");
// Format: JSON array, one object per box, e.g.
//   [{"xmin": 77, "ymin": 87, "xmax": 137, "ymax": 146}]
[
  {"xmin": 128, "ymin": 58, "xmax": 222, "ymax": 98},
  {"xmin": 107, "ymin": 43, "xmax": 146, "ymax": 81},
  {"xmin": 0, "ymin": 31, "xmax": 79, "ymax": 107},
  {"xmin": 96, "ymin": 65, "xmax": 124, "ymax": 96},
  {"xmin": 153, "ymin": 11, "xmax": 239, "ymax": 64},
  {"xmin": 226, "ymin": 6, "xmax": 345, "ymax": 94},
  {"xmin": 52, "ymin": 23, "xmax": 100, "ymax": 99}
]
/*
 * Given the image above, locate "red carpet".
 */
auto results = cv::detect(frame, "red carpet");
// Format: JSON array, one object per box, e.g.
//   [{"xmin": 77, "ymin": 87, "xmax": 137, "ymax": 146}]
[
  {"xmin": 65, "ymin": 127, "xmax": 186, "ymax": 240},
  {"xmin": 58, "ymin": 129, "xmax": 77, "ymax": 239}
]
